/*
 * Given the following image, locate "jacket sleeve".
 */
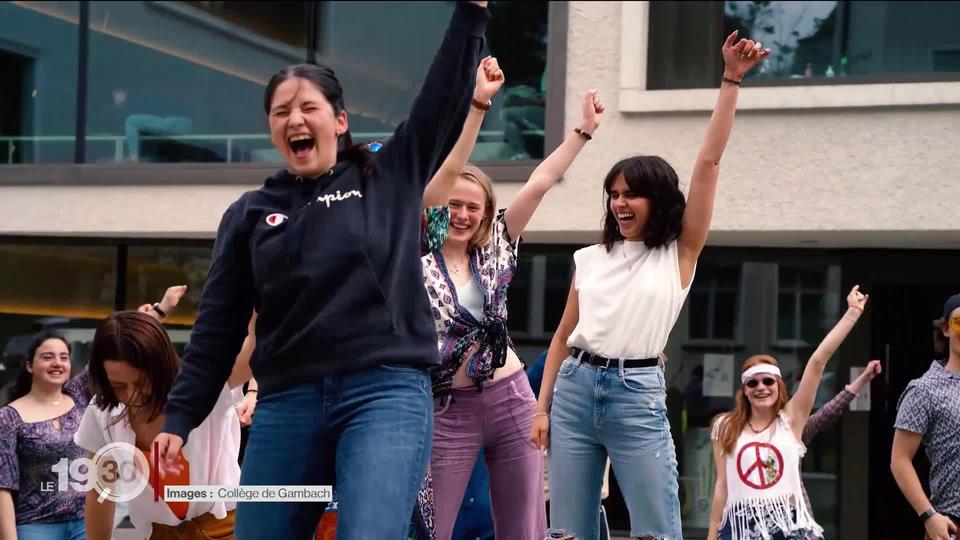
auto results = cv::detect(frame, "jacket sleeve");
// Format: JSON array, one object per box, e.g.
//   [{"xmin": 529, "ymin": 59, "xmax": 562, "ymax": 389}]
[
  {"xmin": 378, "ymin": 2, "xmax": 489, "ymax": 187},
  {"xmin": 162, "ymin": 199, "xmax": 256, "ymax": 443}
]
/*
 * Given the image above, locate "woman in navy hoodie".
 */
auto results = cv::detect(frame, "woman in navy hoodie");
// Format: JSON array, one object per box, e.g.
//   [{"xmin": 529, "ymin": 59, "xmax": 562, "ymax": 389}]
[{"xmin": 150, "ymin": 2, "xmax": 490, "ymax": 538}]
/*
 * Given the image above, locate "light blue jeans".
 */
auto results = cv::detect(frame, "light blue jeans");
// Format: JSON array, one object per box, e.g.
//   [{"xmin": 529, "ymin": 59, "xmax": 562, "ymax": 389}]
[
  {"xmin": 548, "ymin": 355, "xmax": 682, "ymax": 539},
  {"xmin": 15, "ymin": 520, "xmax": 85, "ymax": 540}
]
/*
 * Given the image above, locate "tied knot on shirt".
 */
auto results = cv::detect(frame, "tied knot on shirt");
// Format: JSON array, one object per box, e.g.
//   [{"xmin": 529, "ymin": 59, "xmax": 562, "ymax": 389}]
[{"xmin": 451, "ymin": 313, "xmax": 510, "ymax": 390}]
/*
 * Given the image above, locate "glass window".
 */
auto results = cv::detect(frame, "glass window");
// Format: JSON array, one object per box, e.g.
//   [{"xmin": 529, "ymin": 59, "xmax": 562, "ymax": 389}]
[
  {"xmin": 80, "ymin": 0, "xmax": 549, "ymax": 164},
  {"xmin": 0, "ymin": 244, "xmax": 116, "ymax": 403},
  {"xmin": 0, "ymin": 2, "xmax": 79, "ymax": 164},
  {"xmin": 125, "ymin": 246, "xmax": 213, "ymax": 332},
  {"xmin": 689, "ymin": 263, "xmax": 740, "ymax": 341},
  {"xmin": 648, "ymin": 1, "xmax": 960, "ymax": 89},
  {"xmin": 84, "ymin": 1, "xmax": 307, "ymax": 164},
  {"xmin": 316, "ymin": 0, "xmax": 549, "ymax": 162}
]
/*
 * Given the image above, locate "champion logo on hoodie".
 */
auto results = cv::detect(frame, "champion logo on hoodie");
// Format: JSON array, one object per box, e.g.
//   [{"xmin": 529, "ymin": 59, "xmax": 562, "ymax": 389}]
[{"xmin": 265, "ymin": 213, "xmax": 288, "ymax": 226}]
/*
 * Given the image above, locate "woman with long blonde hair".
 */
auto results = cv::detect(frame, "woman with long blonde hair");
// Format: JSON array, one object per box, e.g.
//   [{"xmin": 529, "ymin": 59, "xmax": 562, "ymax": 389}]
[{"xmin": 708, "ymin": 286, "xmax": 869, "ymax": 540}]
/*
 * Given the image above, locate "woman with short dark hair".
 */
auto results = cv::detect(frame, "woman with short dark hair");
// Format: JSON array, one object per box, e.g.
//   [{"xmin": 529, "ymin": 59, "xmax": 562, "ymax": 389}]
[{"xmin": 530, "ymin": 32, "xmax": 770, "ymax": 540}]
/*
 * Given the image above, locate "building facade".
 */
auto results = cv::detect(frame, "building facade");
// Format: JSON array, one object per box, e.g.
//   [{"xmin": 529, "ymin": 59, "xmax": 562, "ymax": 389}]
[{"xmin": 1, "ymin": 1, "xmax": 958, "ymax": 538}]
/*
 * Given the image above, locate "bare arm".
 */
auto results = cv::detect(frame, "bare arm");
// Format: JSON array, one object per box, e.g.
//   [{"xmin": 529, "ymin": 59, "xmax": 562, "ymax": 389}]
[
  {"xmin": 529, "ymin": 275, "xmax": 579, "ymax": 450},
  {"xmin": 423, "ymin": 57, "xmax": 504, "ymax": 207},
  {"xmin": 679, "ymin": 32, "xmax": 770, "ymax": 283},
  {"xmin": 787, "ymin": 286, "xmax": 868, "ymax": 439},
  {"xmin": 0, "ymin": 490, "xmax": 16, "ymax": 540},
  {"xmin": 891, "ymin": 429, "xmax": 931, "ymax": 515},
  {"xmin": 707, "ymin": 441, "xmax": 728, "ymax": 540},
  {"xmin": 504, "ymin": 90, "xmax": 605, "ymax": 240},
  {"xmin": 227, "ymin": 312, "xmax": 257, "ymax": 389}
]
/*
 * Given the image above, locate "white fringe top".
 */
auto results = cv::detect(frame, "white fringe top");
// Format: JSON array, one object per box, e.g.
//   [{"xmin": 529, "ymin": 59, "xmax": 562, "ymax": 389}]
[{"xmin": 713, "ymin": 411, "xmax": 823, "ymax": 540}]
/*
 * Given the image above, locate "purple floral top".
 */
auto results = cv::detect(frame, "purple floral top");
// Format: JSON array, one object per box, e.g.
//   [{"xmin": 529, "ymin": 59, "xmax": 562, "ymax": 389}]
[
  {"xmin": 422, "ymin": 209, "xmax": 519, "ymax": 396},
  {"xmin": 0, "ymin": 369, "xmax": 91, "ymax": 524}
]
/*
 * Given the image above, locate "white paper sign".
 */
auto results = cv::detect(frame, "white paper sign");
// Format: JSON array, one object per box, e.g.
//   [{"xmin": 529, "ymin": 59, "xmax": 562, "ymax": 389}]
[
  {"xmin": 703, "ymin": 354, "xmax": 734, "ymax": 397},
  {"xmin": 849, "ymin": 367, "xmax": 871, "ymax": 411}
]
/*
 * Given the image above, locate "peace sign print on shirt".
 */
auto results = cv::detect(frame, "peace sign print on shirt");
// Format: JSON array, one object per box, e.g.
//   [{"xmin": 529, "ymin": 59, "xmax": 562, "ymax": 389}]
[{"xmin": 736, "ymin": 442, "xmax": 784, "ymax": 490}]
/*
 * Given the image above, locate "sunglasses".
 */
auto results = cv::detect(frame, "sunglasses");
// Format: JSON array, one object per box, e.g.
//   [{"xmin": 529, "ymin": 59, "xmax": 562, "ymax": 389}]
[
  {"xmin": 745, "ymin": 377, "xmax": 777, "ymax": 389},
  {"xmin": 949, "ymin": 316, "xmax": 960, "ymax": 334}
]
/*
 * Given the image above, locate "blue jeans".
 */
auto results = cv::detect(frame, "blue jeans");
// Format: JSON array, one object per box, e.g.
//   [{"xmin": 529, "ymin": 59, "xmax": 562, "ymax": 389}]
[
  {"xmin": 548, "ymin": 356, "xmax": 682, "ymax": 539},
  {"xmin": 15, "ymin": 520, "xmax": 85, "ymax": 540},
  {"xmin": 235, "ymin": 364, "xmax": 433, "ymax": 540}
]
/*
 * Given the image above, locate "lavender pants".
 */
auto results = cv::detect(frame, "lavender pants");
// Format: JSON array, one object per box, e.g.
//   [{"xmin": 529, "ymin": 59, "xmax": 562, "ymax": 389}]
[{"xmin": 430, "ymin": 368, "xmax": 547, "ymax": 540}]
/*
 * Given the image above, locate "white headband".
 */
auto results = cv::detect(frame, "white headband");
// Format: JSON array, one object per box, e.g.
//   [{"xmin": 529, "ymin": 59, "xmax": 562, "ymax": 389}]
[{"xmin": 741, "ymin": 365, "xmax": 782, "ymax": 384}]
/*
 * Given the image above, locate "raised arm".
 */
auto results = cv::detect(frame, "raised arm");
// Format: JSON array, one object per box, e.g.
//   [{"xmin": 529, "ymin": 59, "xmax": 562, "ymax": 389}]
[
  {"xmin": 504, "ymin": 90, "xmax": 605, "ymax": 240},
  {"xmin": 678, "ymin": 32, "xmax": 770, "ymax": 270},
  {"xmin": 423, "ymin": 56, "xmax": 505, "ymax": 207},
  {"xmin": 787, "ymin": 286, "xmax": 868, "ymax": 438},
  {"xmin": 529, "ymin": 275, "xmax": 579, "ymax": 450},
  {"xmin": 379, "ymin": 1, "xmax": 489, "ymax": 186},
  {"xmin": 137, "ymin": 284, "xmax": 188, "ymax": 322}
]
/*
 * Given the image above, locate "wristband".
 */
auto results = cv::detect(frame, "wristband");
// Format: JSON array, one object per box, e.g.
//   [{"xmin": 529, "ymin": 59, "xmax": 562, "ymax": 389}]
[
  {"xmin": 722, "ymin": 76, "xmax": 742, "ymax": 86},
  {"xmin": 471, "ymin": 98, "xmax": 492, "ymax": 111},
  {"xmin": 246, "ymin": 389, "xmax": 258, "ymax": 394},
  {"xmin": 574, "ymin": 128, "xmax": 592, "ymax": 141},
  {"xmin": 533, "ymin": 412, "xmax": 549, "ymax": 419},
  {"xmin": 152, "ymin": 303, "xmax": 167, "ymax": 318},
  {"xmin": 920, "ymin": 507, "xmax": 937, "ymax": 522}
]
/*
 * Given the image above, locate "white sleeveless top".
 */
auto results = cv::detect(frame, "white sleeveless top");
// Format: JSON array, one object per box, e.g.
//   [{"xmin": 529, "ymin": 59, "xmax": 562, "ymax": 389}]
[
  {"xmin": 567, "ymin": 240, "xmax": 692, "ymax": 358},
  {"xmin": 713, "ymin": 411, "xmax": 823, "ymax": 540}
]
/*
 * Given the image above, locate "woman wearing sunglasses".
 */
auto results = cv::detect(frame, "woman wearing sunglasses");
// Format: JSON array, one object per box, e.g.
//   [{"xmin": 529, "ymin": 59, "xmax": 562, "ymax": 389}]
[
  {"xmin": 891, "ymin": 293, "xmax": 960, "ymax": 540},
  {"xmin": 708, "ymin": 285, "xmax": 869, "ymax": 540}
]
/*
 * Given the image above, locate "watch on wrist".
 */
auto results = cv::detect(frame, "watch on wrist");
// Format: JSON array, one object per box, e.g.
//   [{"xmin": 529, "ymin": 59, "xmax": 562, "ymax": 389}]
[{"xmin": 919, "ymin": 507, "xmax": 937, "ymax": 522}]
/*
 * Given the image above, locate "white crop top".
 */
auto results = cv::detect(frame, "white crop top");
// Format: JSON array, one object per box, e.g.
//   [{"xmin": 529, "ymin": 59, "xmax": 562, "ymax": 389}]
[{"xmin": 567, "ymin": 240, "xmax": 692, "ymax": 359}]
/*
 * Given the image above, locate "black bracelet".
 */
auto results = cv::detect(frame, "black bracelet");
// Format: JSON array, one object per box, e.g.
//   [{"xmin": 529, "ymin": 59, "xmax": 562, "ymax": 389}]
[
  {"xmin": 722, "ymin": 76, "xmax": 742, "ymax": 86},
  {"xmin": 152, "ymin": 303, "xmax": 167, "ymax": 318},
  {"xmin": 246, "ymin": 389, "xmax": 258, "ymax": 394},
  {"xmin": 574, "ymin": 127, "xmax": 592, "ymax": 141}
]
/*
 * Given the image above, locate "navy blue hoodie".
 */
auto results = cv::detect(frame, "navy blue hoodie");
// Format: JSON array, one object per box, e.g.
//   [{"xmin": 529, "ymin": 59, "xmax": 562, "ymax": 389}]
[{"xmin": 163, "ymin": 3, "xmax": 488, "ymax": 442}]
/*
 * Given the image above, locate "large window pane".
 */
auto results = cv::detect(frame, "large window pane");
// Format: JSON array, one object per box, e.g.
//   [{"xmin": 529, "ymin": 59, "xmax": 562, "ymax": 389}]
[
  {"xmin": 84, "ymin": 1, "xmax": 307, "ymax": 164},
  {"xmin": 650, "ymin": 1, "xmax": 960, "ymax": 89},
  {"xmin": 83, "ymin": 1, "xmax": 549, "ymax": 164},
  {"xmin": 0, "ymin": 2, "xmax": 78, "ymax": 164},
  {"xmin": 125, "ymin": 246, "xmax": 213, "ymax": 336},
  {"xmin": 0, "ymin": 244, "xmax": 116, "ymax": 402},
  {"xmin": 316, "ymin": 0, "xmax": 548, "ymax": 161}
]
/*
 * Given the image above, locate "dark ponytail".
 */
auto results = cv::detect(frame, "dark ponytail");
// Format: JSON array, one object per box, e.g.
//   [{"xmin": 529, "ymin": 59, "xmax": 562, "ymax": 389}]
[{"xmin": 264, "ymin": 63, "xmax": 378, "ymax": 177}]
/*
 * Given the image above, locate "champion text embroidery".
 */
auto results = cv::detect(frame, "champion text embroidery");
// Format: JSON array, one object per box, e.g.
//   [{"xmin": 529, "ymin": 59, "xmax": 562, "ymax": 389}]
[{"xmin": 317, "ymin": 189, "xmax": 363, "ymax": 208}]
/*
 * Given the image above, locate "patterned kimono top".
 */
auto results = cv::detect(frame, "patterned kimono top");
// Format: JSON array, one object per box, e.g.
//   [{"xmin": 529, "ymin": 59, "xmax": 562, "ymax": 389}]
[{"xmin": 421, "ymin": 209, "xmax": 520, "ymax": 396}]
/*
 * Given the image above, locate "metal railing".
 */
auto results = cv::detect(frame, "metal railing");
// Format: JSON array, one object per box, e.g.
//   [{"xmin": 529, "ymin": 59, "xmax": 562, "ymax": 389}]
[{"xmin": 0, "ymin": 129, "xmax": 542, "ymax": 164}]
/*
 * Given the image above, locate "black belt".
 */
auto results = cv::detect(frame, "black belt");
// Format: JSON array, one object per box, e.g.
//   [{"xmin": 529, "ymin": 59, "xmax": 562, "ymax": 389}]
[{"xmin": 571, "ymin": 347, "xmax": 659, "ymax": 369}]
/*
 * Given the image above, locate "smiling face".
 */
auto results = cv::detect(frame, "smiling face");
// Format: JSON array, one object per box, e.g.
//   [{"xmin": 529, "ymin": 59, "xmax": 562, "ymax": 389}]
[
  {"xmin": 447, "ymin": 177, "xmax": 489, "ymax": 246},
  {"xmin": 744, "ymin": 374, "xmax": 781, "ymax": 411},
  {"xmin": 607, "ymin": 174, "xmax": 651, "ymax": 242},
  {"xmin": 268, "ymin": 76, "xmax": 347, "ymax": 177},
  {"xmin": 27, "ymin": 338, "xmax": 71, "ymax": 388},
  {"xmin": 103, "ymin": 360, "xmax": 150, "ymax": 409}
]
